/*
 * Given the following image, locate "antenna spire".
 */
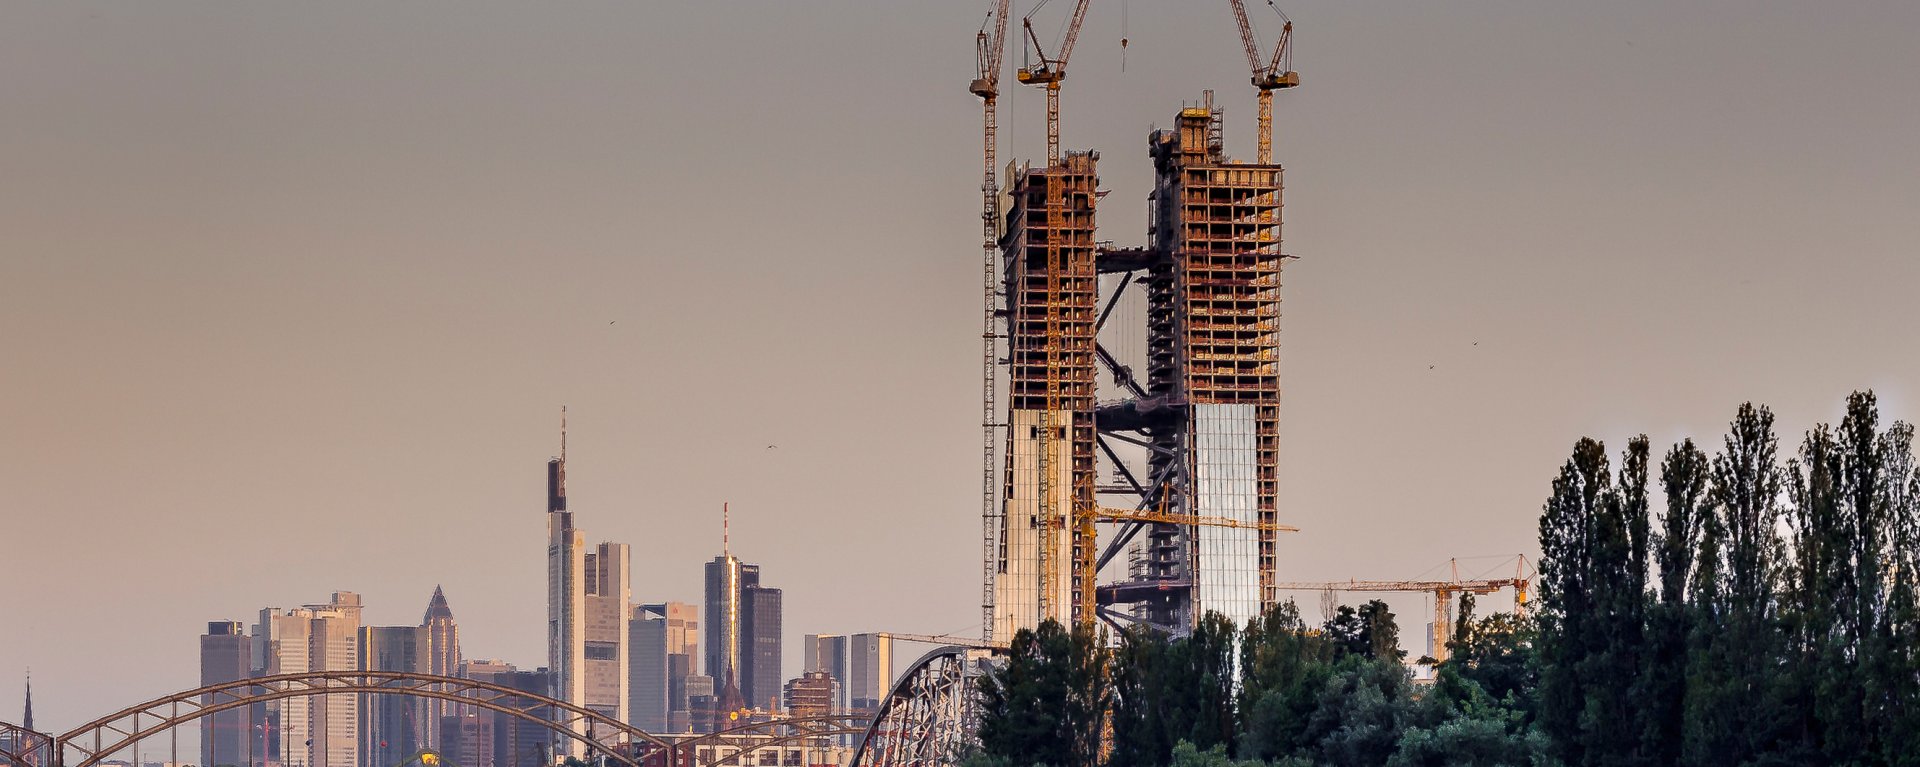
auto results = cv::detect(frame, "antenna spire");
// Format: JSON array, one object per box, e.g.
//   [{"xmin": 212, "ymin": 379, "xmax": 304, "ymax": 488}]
[
  {"xmin": 547, "ymin": 406, "xmax": 569, "ymax": 514},
  {"xmin": 723, "ymin": 502, "xmax": 730, "ymax": 558},
  {"xmin": 22, "ymin": 668, "xmax": 32, "ymax": 731}
]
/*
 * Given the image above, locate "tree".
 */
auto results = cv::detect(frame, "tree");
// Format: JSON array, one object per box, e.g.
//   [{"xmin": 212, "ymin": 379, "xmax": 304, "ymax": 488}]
[
  {"xmin": 1535, "ymin": 437, "xmax": 1609, "ymax": 765},
  {"xmin": 1108, "ymin": 614, "xmax": 1239, "ymax": 767},
  {"xmin": 1323, "ymin": 600, "xmax": 1404, "ymax": 663},
  {"xmin": 1440, "ymin": 593, "xmax": 1539, "ymax": 726},
  {"xmin": 1109, "ymin": 625, "xmax": 1172, "ymax": 767},
  {"xmin": 1684, "ymin": 403, "xmax": 1796, "ymax": 766},
  {"xmin": 1641, "ymin": 438, "xmax": 1706, "ymax": 764},
  {"xmin": 977, "ymin": 619, "xmax": 1109, "ymax": 767},
  {"xmin": 1239, "ymin": 601, "xmax": 1334, "ymax": 761},
  {"xmin": 1296, "ymin": 657, "xmax": 1419, "ymax": 767}
]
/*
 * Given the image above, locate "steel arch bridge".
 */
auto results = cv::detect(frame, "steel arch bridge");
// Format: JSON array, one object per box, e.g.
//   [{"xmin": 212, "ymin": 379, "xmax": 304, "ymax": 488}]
[
  {"xmin": 1, "ymin": 720, "xmax": 54, "ymax": 767},
  {"xmin": 51, "ymin": 672, "xmax": 672, "ymax": 767},
  {"xmin": 21, "ymin": 658, "xmax": 1001, "ymax": 767},
  {"xmin": 849, "ymin": 646, "xmax": 1001, "ymax": 767}
]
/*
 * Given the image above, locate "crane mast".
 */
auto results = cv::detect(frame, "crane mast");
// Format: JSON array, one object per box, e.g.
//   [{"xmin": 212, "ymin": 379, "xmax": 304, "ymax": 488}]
[
  {"xmin": 1016, "ymin": 0, "xmax": 1092, "ymax": 167},
  {"xmin": 971, "ymin": 0, "xmax": 1011, "ymax": 643},
  {"xmin": 1228, "ymin": 0, "xmax": 1300, "ymax": 164}
]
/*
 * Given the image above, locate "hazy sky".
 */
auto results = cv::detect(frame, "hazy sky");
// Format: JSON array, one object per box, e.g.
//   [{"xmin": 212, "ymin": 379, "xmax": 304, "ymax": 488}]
[{"xmin": 6, "ymin": 0, "xmax": 1920, "ymax": 744}]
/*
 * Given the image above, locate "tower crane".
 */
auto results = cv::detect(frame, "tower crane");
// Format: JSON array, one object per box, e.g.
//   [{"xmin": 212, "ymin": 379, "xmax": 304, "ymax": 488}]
[
  {"xmin": 970, "ymin": 0, "xmax": 1012, "ymax": 644},
  {"xmin": 1273, "ymin": 557, "xmax": 1533, "ymax": 664},
  {"xmin": 1012, "ymin": 0, "xmax": 1090, "ymax": 629},
  {"xmin": 1228, "ymin": 0, "xmax": 1300, "ymax": 164},
  {"xmin": 1016, "ymin": 0, "xmax": 1093, "ymax": 167}
]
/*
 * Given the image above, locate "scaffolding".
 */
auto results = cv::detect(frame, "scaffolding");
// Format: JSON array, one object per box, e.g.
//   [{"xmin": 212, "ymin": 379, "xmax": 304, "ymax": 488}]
[{"xmin": 996, "ymin": 152, "xmax": 1101, "ymax": 635}]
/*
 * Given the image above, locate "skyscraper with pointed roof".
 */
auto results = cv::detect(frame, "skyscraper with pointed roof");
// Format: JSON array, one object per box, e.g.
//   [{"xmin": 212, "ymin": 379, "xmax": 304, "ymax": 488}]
[{"xmin": 421, "ymin": 586, "xmax": 460, "ymax": 751}]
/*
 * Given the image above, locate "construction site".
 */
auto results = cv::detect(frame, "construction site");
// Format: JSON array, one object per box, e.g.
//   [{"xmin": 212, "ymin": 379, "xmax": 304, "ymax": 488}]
[{"xmin": 970, "ymin": 1, "xmax": 1532, "ymax": 655}]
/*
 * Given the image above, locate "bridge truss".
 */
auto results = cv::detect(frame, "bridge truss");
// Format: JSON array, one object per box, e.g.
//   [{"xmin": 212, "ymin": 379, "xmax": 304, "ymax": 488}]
[
  {"xmin": 30, "ymin": 654, "xmax": 1005, "ymax": 767},
  {"xmin": 0, "ymin": 720, "xmax": 53, "ymax": 767},
  {"xmin": 851, "ymin": 646, "xmax": 1002, "ymax": 767},
  {"xmin": 51, "ymin": 672, "xmax": 673, "ymax": 767}
]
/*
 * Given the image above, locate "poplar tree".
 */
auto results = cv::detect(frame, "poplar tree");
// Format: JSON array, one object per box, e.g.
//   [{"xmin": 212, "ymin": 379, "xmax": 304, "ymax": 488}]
[
  {"xmin": 1642, "ymin": 438, "xmax": 1707, "ymax": 764},
  {"xmin": 1536, "ymin": 437, "xmax": 1610, "ymax": 764}
]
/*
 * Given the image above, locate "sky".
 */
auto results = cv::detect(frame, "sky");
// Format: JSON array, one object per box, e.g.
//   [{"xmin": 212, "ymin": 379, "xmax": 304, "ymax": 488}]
[{"xmin": 6, "ymin": 0, "xmax": 1920, "ymax": 749}]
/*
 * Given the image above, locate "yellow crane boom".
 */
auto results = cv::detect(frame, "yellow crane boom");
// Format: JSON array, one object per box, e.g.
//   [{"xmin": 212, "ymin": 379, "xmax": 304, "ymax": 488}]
[
  {"xmin": 1273, "ymin": 558, "xmax": 1533, "ymax": 664},
  {"xmin": 1227, "ymin": 0, "xmax": 1300, "ymax": 164},
  {"xmin": 1097, "ymin": 507, "xmax": 1300, "ymax": 534}
]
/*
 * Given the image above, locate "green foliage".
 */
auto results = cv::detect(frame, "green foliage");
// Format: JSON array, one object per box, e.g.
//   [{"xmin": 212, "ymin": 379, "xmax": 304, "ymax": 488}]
[
  {"xmin": 1386, "ymin": 708, "xmax": 1556, "ymax": 767},
  {"xmin": 977, "ymin": 619, "xmax": 1109, "ymax": 767},
  {"xmin": 1530, "ymin": 392, "xmax": 1920, "ymax": 767},
  {"xmin": 1164, "ymin": 741, "xmax": 1267, "ymax": 767},
  {"xmin": 1438, "ymin": 593, "xmax": 1539, "ymax": 726},
  {"xmin": 1110, "ymin": 614, "xmax": 1241, "ymax": 767},
  {"xmin": 975, "ymin": 392, "xmax": 1920, "ymax": 767}
]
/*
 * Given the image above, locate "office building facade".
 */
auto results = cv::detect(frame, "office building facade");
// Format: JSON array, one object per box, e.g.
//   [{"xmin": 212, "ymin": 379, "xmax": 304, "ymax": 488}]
[
  {"xmin": 629, "ymin": 602, "xmax": 698, "ymax": 734},
  {"xmin": 200, "ymin": 622, "xmax": 251, "ymax": 767}
]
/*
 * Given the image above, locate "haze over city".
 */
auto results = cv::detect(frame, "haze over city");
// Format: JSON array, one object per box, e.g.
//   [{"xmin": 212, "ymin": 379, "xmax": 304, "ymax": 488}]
[{"xmin": 6, "ymin": 2, "xmax": 1920, "ymax": 765}]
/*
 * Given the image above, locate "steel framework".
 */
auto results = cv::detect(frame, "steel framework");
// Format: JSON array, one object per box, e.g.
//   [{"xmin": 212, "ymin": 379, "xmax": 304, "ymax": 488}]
[
  {"xmin": 51, "ymin": 672, "xmax": 674, "ymax": 767},
  {"xmin": 0, "ymin": 721, "xmax": 53, "ymax": 767},
  {"xmin": 849, "ymin": 646, "xmax": 1001, "ymax": 767}
]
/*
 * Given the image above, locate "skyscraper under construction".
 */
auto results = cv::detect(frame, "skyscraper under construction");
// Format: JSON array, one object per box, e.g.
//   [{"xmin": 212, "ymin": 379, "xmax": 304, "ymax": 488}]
[{"xmin": 991, "ymin": 92, "xmax": 1292, "ymax": 638}]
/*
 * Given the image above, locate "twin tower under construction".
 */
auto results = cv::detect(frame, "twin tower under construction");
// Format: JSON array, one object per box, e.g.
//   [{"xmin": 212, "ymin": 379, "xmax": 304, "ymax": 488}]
[{"xmin": 984, "ymin": 88, "xmax": 1295, "ymax": 639}]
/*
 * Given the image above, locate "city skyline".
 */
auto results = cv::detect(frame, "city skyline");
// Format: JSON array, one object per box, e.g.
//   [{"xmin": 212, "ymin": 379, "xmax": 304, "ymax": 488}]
[{"xmin": 9, "ymin": 0, "xmax": 1920, "ymax": 754}]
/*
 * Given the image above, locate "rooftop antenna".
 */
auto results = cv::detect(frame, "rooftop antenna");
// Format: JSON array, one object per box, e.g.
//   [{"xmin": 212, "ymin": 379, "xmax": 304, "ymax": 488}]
[
  {"xmin": 561, "ymin": 405, "xmax": 567, "ymax": 462},
  {"xmin": 723, "ymin": 502, "xmax": 731, "ymax": 559}
]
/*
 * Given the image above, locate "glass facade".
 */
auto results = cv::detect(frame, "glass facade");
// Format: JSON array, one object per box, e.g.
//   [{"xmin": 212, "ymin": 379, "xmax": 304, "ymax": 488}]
[{"xmin": 1192, "ymin": 404, "xmax": 1262, "ymax": 629}]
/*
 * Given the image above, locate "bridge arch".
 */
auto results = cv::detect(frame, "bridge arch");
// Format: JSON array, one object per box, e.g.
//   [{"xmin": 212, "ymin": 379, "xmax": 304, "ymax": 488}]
[
  {"xmin": 1, "ymin": 719, "xmax": 55, "ymax": 767},
  {"xmin": 53, "ymin": 672, "xmax": 673, "ymax": 767},
  {"xmin": 851, "ymin": 646, "xmax": 1001, "ymax": 767}
]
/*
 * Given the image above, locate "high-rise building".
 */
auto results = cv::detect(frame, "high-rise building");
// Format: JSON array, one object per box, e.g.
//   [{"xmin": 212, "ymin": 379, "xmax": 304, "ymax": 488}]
[
  {"xmin": 682, "ymin": 674, "xmax": 715, "ymax": 735},
  {"xmin": 200, "ymin": 622, "xmax": 251, "ymax": 767},
  {"xmin": 439, "ymin": 713, "xmax": 494, "ymax": 767},
  {"xmin": 1125, "ymin": 100, "xmax": 1286, "ymax": 632},
  {"xmin": 254, "ymin": 593, "xmax": 362, "ymax": 767},
  {"xmin": 702, "ymin": 556, "xmax": 750, "ymax": 697},
  {"xmin": 991, "ymin": 94, "xmax": 1292, "ymax": 638},
  {"xmin": 782, "ymin": 672, "xmax": 835, "ymax": 721},
  {"xmin": 801, "ymin": 635, "xmax": 850, "ymax": 712},
  {"xmin": 741, "ymin": 586, "xmax": 782, "ymax": 711},
  {"xmin": 582, "ymin": 542, "xmax": 630, "ymax": 720},
  {"xmin": 847, "ymin": 633, "xmax": 892, "ymax": 714},
  {"xmin": 460, "ymin": 661, "xmax": 550, "ymax": 767},
  {"xmin": 254, "ymin": 607, "xmax": 311, "ymax": 767},
  {"xmin": 545, "ymin": 412, "xmax": 630, "ymax": 757},
  {"xmin": 994, "ymin": 150, "xmax": 1101, "ymax": 637},
  {"xmin": 358, "ymin": 625, "xmax": 426, "ymax": 767},
  {"xmin": 703, "ymin": 506, "xmax": 782, "ymax": 711},
  {"xmin": 421, "ymin": 586, "xmax": 461, "ymax": 750},
  {"xmin": 629, "ymin": 602, "xmax": 698, "ymax": 734}
]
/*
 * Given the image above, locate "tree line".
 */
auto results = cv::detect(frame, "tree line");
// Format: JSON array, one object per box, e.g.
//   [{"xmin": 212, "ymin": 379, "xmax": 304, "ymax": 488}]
[{"xmin": 972, "ymin": 391, "xmax": 1920, "ymax": 767}]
